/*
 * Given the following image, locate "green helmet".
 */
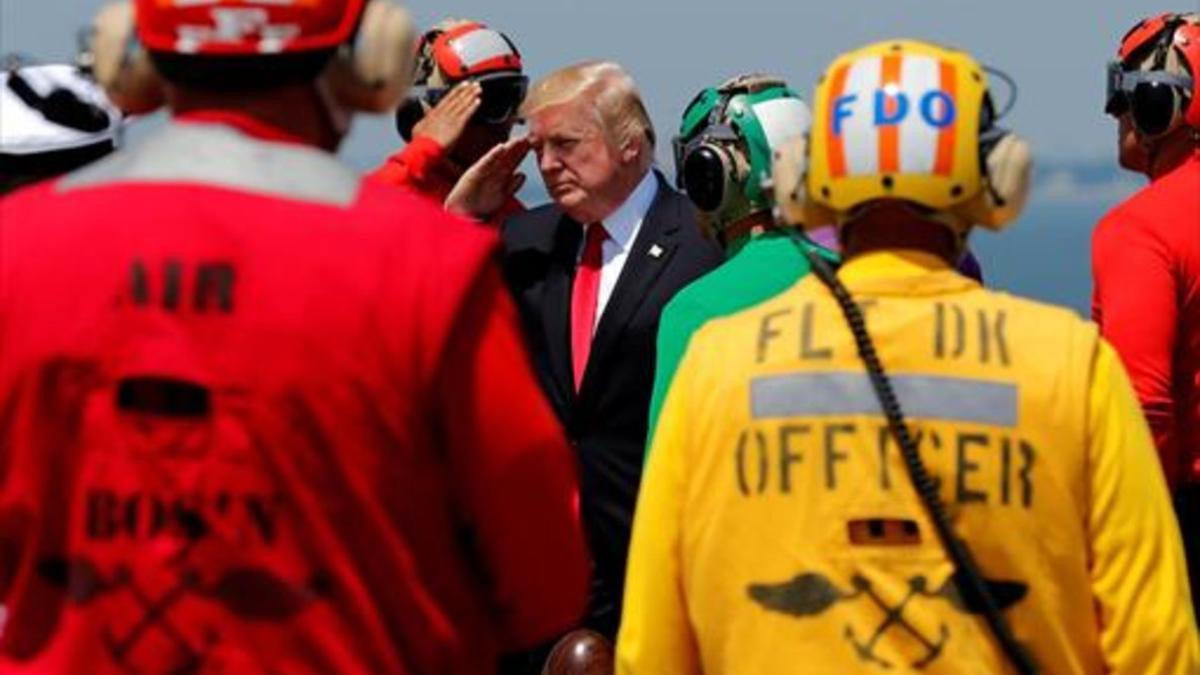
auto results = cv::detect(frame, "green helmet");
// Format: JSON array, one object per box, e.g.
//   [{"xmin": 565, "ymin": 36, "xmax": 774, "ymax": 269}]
[{"xmin": 673, "ymin": 74, "xmax": 812, "ymax": 234}]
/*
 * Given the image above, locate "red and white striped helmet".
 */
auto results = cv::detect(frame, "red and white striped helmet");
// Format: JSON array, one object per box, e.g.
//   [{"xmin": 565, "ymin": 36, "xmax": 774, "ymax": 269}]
[
  {"xmin": 414, "ymin": 20, "xmax": 523, "ymax": 88},
  {"xmin": 1111, "ymin": 13, "xmax": 1200, "ymax": 131},
  {"xmin": 134, "ymin": 0, "xmax": 367, "ymax": 55},
  {"xmin": 807, "ymin": 39, "xmax": 993, "ymax": 215}
]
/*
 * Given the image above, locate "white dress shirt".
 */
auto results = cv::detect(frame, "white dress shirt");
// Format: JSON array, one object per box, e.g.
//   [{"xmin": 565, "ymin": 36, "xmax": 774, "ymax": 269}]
[{"xmin": 579, "ymin": 170, "xmax": 659, "ymax": 330}]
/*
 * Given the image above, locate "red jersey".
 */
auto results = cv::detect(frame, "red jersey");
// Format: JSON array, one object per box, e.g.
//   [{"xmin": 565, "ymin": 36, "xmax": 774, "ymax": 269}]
[
  {"xmin": 369, "ymin": 135, "xmax": 524, "ymax": 225},
  {"xmin": 0, "ymin": 112, "xmax": 588, "ymax": 674},
  {"xmin": 1093, "ymin": 151, "xmax": 1200, "ymax": 489}
]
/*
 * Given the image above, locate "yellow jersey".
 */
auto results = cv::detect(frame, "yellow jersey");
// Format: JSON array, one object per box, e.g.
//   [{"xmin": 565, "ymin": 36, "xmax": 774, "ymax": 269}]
[{"xmin": 617, "ymin": 251, "xmax": 1197, "ymax": 675}]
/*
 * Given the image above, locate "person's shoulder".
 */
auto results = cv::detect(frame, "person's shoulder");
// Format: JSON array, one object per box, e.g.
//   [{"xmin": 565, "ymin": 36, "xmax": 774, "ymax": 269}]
[
  {"xmin": 973, "ymin": 286, "xmax": 1099, "ymax": 345},
  {"xmin": 0, "ymin": 179, "xmax": 59, "ymax": 213},
  {"xmin": 689, "ymin": 273, "xmax": 818, "ymax": 350},
  {"xmin": 654, "ymin": 180, "xmax": 693, "ymax": 212},
  {"xmin": 1092, "ymin": 187, "xmax": 1165, "ymax": 255},
  {"xmin": 660, "ymin": 268, "xmax": 726, "ymax": 328},
  {"xmin": 1155, "ymin": 153, "xmax": 1200, "ymax": 195},
  {"xmin": 651, "ymin": 183, "xmax": 722, "ymax": 264},
  {"xmin": 745, "ymin": 231, "xmax": 831, "ymax": 268},
  {"xmin": 0, "ymin": 178, "xmax": 81, "ymax": 239},
  {"xmin": 505, "ymin": 201, "xmax": 561, "ymax": 228},
  {"xmin": 500, "ymin": 201, "xmax": 562, "ymax": 249},
  {"xmin": 357, "ymin": 180, "xmax": 497, "ymax": 247},
  {"xmin": 1094, "ymin": 163, "xmax": 1193, "ymax": 239},
  {"xmin": 652, "ymin": 181, "xmax": 702, "ymax": 233}
]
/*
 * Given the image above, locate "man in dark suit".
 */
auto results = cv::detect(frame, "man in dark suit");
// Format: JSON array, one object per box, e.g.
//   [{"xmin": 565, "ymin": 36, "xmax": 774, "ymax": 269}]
[{"xmin": 501, "ymin": 60, "xmax": 722, "ymax": 642}]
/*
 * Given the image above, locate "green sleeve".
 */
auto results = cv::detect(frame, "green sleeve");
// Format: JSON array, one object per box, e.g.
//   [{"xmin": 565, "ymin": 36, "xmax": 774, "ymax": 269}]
[{"xmin": 647, "ymin": 294, "xmax": 707, "ymax": 454}]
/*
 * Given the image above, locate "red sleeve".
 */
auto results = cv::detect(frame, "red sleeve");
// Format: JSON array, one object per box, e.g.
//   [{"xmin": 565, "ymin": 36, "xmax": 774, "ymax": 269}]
[
  {"xmin": 1092, "ymin": 209, "xmax": 1181, "ymax": 488},
  {"xmin": 433, "ymin": 261, "xmax": 589, "ymax": 649},
  {"xmin": 488, "ymin": 196, "xmax": 526, "ymax": 227},
  {"xmin": 367, "ymin": 135, "xmax": 449, "ymax": 193}
]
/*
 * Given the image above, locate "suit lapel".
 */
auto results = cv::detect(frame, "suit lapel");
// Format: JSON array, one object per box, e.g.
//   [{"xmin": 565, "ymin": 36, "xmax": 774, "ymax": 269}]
[
  {"xmin": 542, "ymin": 216, "xmax": 582, "ymax": 407},
  {"xmin": 582, "ymin": 174, "xmax": 681, "ymax": 393}
]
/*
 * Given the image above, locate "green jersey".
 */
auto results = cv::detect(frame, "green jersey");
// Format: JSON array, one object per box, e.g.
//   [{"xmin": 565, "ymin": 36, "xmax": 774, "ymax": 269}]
[{"xmin": 647, "ymin": 231, "xmax": 838, "ymax": 446}]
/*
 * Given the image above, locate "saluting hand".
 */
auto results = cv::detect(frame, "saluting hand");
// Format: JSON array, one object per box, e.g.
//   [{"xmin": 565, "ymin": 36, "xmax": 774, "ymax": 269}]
[
  {"xmin": 412, "ymin": 81, "xmax": 481, "ymax": 150},
  {"xmin": 444, "ymin": 136, "xmax": 531, "ymax": 222}
]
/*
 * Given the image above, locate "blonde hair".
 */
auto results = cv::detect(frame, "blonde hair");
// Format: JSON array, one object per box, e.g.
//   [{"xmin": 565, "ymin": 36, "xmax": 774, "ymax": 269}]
[{"xmin": 522, "ymin": 61, "xmax": 656, "ymax": 156}]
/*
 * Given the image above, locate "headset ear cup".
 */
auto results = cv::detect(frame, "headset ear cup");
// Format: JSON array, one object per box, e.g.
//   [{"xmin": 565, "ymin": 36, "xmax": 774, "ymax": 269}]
[
  {"xmin": 327, "ymin": 0, "xmax": 416, "ymax": 113},
  {"xmin": 1131, "ymin": 82, "xmax": 1182, "ymax": 136},
  {"xmin": 681, "ymin": 145, "xmax": 732, "ymax": 213},
  {"xmin": 960, "ymin": 133, "xmax": 1033, "ymax": 230},
  {"xmin": 394, "ymin": 96, "xmax": 425, "ymax": 141},
  {"xmin": 90, "ymin": 0, "xmax": 164, "ymax": 115}
]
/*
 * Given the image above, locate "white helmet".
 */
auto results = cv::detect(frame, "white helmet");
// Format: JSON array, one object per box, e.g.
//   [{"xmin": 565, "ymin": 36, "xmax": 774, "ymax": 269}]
[{"xmin": 1, "ymin": 62, "xmax": 122, "ymax": 158}]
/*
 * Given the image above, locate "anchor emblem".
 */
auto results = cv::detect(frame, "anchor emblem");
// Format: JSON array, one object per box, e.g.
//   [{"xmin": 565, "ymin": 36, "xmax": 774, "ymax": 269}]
[{"xmin": 748, "ymin": 570, "xmax": 1028, "ymax": 670}]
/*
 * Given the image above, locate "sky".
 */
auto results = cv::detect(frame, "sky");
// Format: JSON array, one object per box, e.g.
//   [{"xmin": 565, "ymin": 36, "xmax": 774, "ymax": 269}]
[{"xmin": 0, "ymin": 0, "xmax": 1171, "ymax": 169}]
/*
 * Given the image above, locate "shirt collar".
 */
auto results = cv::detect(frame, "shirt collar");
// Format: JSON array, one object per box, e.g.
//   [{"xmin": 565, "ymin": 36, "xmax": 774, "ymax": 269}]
[
  {"xmin": 839, "ymin": 249, "xmax": 952, "ymax": 285},
  {"xmin": 597, "ymin": 169, "xmax": 658, "ymax": 251}
]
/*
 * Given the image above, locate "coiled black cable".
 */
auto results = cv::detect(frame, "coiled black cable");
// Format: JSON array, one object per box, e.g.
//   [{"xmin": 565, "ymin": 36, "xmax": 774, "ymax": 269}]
[{"xmin": 791, "ymin": 233, "xmax": 1038, "ymax": 675}]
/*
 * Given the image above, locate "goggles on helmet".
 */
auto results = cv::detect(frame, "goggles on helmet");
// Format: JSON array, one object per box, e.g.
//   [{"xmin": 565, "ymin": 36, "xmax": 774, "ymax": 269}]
[
  {"xmin": 1105, "ymin": 61, "xmax": 1192, "ymax": 120},
  {"xmin": 424, "ymin": 72, "xmax": 528, "ymax": 125}
]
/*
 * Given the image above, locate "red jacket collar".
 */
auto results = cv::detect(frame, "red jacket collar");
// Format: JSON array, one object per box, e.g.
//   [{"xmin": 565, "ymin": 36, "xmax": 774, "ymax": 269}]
[{"xmin": 173, "ymin": 110, "xmax": 309, "ymax": 146}]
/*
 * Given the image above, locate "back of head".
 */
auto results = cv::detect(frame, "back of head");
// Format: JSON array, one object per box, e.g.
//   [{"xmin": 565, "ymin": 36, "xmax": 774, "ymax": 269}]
[
  {"xmin": 674, "ymin": 74, "xmax": 811, "ymax": 242},
  {"xmin": 0, "ymin": 61, "xmax": 122, "ymax": 195},
  {"xmin": 523, "ymin": 60, "xmax": 656, "ymax": 167},
  {"xmin": 88, "ymin": 0, "xmax": 416, "ymax": 117},
  {"xmin": 774, "ymin": 39, "xmax": 1033, "ymax": 256},
  {"xmin": 1106, "ymin": 13, "xmax": 1200, "ymax": 139}
]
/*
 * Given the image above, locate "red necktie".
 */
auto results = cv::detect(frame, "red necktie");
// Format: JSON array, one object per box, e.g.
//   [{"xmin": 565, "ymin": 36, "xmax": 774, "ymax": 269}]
[{"xmin": 571, "ymin": 223, "xmax": 607, "ymax": 391}]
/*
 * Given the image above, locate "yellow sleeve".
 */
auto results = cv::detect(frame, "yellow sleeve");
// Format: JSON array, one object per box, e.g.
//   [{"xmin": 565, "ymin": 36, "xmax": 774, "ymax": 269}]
[
  {"xmin": 1087, "ymin": 340, "xmax": 1199, "ymax": 673},
  {"xmin": 616, "ymin": 338, "xmax": 702, "ymax": 675}
]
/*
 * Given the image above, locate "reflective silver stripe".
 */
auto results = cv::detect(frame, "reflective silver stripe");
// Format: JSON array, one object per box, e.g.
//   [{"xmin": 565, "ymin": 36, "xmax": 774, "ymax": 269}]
[
  {"xmin": 751, "ymin": 372, "xmax": 1018, "ymax": 427},
  {"xmin": 751, "ymin": 97, "xmax": 811, "ymax": 155},
  {"xmin": 450, "ymin": 29, "xmax": 517, "ymax": 69},
  {"xmin": 58, "ymin": 122, "xmax": 360, "ymax": 207}
]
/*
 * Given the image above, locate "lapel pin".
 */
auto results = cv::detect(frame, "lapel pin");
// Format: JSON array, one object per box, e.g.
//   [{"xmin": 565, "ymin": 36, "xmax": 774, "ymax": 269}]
[{"xmin": 649, "ymin": 244, "xmax": 664, "ymax": 259}]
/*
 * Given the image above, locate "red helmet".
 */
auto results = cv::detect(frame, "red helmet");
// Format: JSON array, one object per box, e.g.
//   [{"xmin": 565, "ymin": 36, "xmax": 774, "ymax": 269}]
[
  {"xmin": 394, "ymin": 20, "xmax": 526, "ymax": 140},
  {"xmin": 1107, "ymin": 13, "xmax": 1200, "ymax": 134},
  {"xmin": 413, "ymin": 20, "xmax": 523, "ymax": 87},
  {"xmin": 134, "ymin": 0, "xmax": 367, "ymax": 55}
]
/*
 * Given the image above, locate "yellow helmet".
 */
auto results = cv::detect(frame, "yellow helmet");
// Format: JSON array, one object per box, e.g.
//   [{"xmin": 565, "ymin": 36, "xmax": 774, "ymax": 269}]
[{"xmin": 803, "ymin": 39, "xmax": 1031, "ymax": 231}]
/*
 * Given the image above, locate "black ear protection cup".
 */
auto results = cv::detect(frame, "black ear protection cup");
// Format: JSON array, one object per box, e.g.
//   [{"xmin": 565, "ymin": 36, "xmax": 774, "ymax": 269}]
[
  {"xmin": 5, "ymin": 68, "xmax": 112, "ymax": 134},
  {"xmin": 394, "ymin": 95, "xmax": 426, "ymax": 141},
  {"xmin": 1131, "ymin": 80, "xmax": 1182, "ymax": 136},
  {"xmin": 682, "ymin": 144, "xmax": 736, "ymax": 212}
]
